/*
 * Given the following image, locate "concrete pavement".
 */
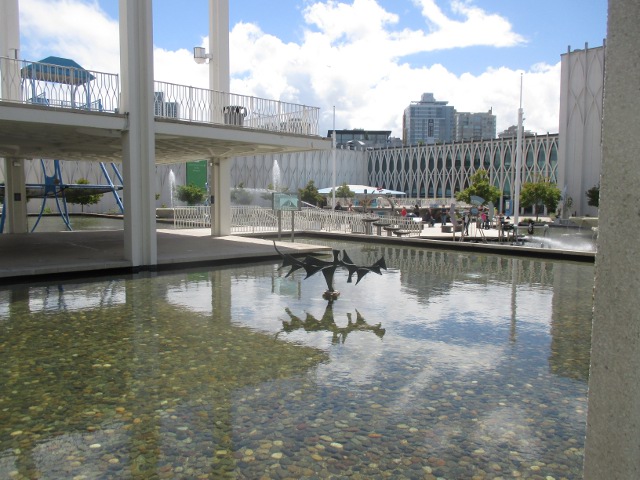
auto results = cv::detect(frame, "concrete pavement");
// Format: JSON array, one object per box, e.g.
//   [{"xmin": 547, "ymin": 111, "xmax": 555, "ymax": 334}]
[
  {"xmin": 0, "ymin": 229, "xmax": 332, "ymax": 283},
  {"xmin": 0, "ymin": 220, "xmax": 593, "ymax": 284}
]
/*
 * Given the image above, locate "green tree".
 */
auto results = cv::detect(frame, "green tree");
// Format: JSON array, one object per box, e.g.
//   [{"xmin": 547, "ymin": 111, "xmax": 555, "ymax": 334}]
[
  {"xmin": 335, "ymin": 183, "xmax": 355, "ymax": 204},
  {"xmin": 454, "ymin": 169, "xmax": 500, "ymax": 205},
  {"xmin": 298, "ymin": 180, "xmax": 323, "ymax": 206},
  {"xmin": 586, "ymin": 184, "xmax": 600, "ymax": 208},
  {"xmin": 520, "ymin": 179, "xmax": 562, "ymax": 221},
  {"xmin": 64, "ymin": 178, "xmax": 103, "ymax": 212},
  {"xmin": 176, "ymin": 184, "xmax": 206, "ymax": 206}
]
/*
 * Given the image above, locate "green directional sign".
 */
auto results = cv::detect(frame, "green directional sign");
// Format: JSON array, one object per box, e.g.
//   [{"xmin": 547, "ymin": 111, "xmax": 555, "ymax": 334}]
[
  {"xmin": 186, "ymin": 160, "xmax": 208, "ymax": 190},
  {"xmin": 273, "ymin": 192, "xmax": 300, "ymax": 211}
]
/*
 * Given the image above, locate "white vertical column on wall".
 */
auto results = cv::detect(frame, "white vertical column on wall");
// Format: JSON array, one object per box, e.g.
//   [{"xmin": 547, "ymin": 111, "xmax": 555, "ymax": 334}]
[
  {"xmin": 119, "ymin": 0, "xmax": 157, "ymax": 266},
  {"xmin": 558, "ymin": 43, "xmax": 605, "ymax": 216}
]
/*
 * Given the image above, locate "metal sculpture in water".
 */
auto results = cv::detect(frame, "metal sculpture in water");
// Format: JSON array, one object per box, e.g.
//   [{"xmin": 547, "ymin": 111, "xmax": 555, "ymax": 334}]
[{"xmin": 274, "ymin": 242, "xmax": 386, "ymax": 300}]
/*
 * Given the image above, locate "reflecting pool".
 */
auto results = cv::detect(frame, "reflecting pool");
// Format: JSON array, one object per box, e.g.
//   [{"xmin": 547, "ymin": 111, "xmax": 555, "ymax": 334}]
[{"xmin": 0, "ymin": 239, "xmax": 594, "ymax": 479}]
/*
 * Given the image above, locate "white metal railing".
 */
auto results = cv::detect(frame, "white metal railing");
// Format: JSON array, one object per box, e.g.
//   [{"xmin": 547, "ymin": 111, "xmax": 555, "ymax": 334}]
[
  {"xmin": 0, "ymin": 57, "xmax": 321, "ymax": 136},
  {"xmin": 153, "ymin": 80, "xmax": 320, "ymax": 135},
  {"xmin": 172, "ymin": 206, "xmax": 425, "ymax": 237},
  {"xmin": 173, "ymin": 205, "xmax": 210, "ymax": 228},
  {"xmin": 0, "ymin": 57, "xmax": 120, "ymax": 112}
]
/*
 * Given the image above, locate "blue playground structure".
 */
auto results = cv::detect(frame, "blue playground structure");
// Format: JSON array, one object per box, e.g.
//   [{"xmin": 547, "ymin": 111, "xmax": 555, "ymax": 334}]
[{"xmin": 0, "ymin": 159, "xmax": 124, "ymax": 233}]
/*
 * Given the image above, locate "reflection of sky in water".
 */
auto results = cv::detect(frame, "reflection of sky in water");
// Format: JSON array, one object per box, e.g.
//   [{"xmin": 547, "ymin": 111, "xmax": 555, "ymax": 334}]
[
  {"xmin": 166, "ymin": 278, "xmax": 214, "ymax": 314},
  {"xmin": 223, "ymin": 247, "xmax": 558, "ymax": 397},
  {"xmin": 0, "ymin": 292, "xmax": 8, "ymax": 320},
  {"xmin": 25, "ymin": 282, "xmax": 126, "ymax": 313}
]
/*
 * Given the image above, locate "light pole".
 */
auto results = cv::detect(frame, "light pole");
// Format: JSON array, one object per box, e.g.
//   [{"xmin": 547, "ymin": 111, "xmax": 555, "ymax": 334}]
[
  {"xmin": 332, "ymin": 105, "xmax": 336, "ymax": 209},
  {"xmin": 513, "ymin": 73, "xmax": 524, "ymax": 240}
]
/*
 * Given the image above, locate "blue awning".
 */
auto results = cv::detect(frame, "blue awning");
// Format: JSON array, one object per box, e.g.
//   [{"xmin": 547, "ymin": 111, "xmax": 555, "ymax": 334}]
[{"xmin": 21, "ymin": 56, "xmax": 95, "ymax": 85}]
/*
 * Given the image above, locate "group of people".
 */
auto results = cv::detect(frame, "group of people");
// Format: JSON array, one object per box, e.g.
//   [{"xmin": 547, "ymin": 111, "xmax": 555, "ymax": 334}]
[
  {"xmin": 334, "ymin": 202, "xmax": 353, "ymax": 211},
  {"xmin": 335, "ymin": 201, "xmax": 512, "ymax": 234}
]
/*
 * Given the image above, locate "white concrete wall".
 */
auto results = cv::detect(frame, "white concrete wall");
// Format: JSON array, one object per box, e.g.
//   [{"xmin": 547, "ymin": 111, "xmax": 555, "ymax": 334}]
[{"xmin": 558, "ymin": 44, "xmax": 605, "ymax": 217}]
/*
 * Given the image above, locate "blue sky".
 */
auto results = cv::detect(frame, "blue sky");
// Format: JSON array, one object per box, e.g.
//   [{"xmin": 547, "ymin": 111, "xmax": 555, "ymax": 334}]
[{"xmin": 18, "ymin": 0, "xmax": 607, "ymax": 137}]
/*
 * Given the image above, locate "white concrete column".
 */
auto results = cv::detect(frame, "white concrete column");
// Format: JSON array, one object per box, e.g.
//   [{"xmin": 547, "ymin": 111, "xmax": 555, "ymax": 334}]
[
  {"xmin": 0, "ymin": 0, "xmax": 27, "ymax": 234},
  {"xmin": 583, "ymin": 0, "xmax": 640, "ymax": 478},
  {"xmin": 207, "ymin": 0, "xmax": 229, "ymax": 125},
  {"xmin": 118, "ymin": 0, "xmax": 157, "ymax": 266},
  {"xmin": 209, "ymin": 0, "xmax": 230, "ymax": 93},
  {"xmin": 0, "ymin": 0, "xmax": 19, "ymax": 65},
  {"xmin": 3, "ymin": 158, "xmax": 28, "ymax": 233},
  {"xmin": 210, "ymin": 157, "xmax": 230, "ymax": 236}
]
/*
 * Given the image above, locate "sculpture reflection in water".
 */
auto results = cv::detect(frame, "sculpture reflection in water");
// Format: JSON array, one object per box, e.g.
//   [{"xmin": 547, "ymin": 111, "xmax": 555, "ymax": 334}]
[
  {"xmin": 274, "ymin": 242, "xmax": 387, "ymax": 300},
  {"xmin": 279, "ymin": 304, "xmax": 385, "ymax": 344}
]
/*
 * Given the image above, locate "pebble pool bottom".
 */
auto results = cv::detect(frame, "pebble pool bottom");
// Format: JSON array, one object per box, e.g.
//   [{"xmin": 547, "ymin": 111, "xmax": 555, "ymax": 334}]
[{"xmin": 0, "ymin": 239, "xmax": 594, "ymax": 479}]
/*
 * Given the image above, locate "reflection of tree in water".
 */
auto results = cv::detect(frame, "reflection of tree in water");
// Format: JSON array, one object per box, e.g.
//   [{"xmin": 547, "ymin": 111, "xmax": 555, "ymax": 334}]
[{"xmin": 279, "ymin": 303, "xmax": 385, "ymax": 344}]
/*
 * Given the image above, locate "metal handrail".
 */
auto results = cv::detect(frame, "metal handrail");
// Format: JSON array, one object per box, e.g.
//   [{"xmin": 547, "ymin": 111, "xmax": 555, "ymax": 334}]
[
  {"xmin": 0, "ymin": 57, "xmax": 321, "ymax": 136},
  {"xmin": 0, "ymin": 56, "xmax": 120, "ymax": 112},
  {"xmin": 172, "ymin": 206, "xmax": 425, "ymax": 237},
  {"xmin": 153, "ymin": 80, "xmax": 320, "ymax": 135}
]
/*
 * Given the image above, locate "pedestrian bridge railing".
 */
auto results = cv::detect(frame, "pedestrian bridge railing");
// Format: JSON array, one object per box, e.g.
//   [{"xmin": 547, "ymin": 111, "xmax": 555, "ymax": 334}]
[
  {"xmin": 153, "ymin": 81, "xmax": 320, "ymax": 136},
  {"xmin": 0, "ymin": 56, "xmax": 120, "ymax": 113},
  {"xmin": 0, "ymin": 57, "xmax": 321, "ymax": 136}
]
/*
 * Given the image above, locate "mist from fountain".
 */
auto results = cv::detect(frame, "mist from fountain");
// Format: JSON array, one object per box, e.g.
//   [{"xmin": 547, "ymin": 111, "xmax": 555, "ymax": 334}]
[
  {"xmin": 229, "ymin": 159, "xmax": 285, "ymax": 208},
  {"xmin": 272, "ymin": 159, "xmax": 281, "ymax": 191},
  {"xmin": 169, "ymin": 169, "xmax": 176, "ymax": 208},
  {"xmin": 527, "ymin": 232, "xmax": 596, "ymax": 252}
]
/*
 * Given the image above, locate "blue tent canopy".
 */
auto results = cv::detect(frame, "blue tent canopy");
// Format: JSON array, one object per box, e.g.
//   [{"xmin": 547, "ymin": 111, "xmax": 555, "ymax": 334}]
[{"xmin": 21, "ymin": 56, "xmax": 95, "ymax": 85}]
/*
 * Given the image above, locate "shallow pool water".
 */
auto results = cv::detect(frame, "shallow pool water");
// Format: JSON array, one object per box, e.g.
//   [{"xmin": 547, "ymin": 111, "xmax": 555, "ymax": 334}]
[{"xmin": 0, "ymin": 239, "xmax": 594, "ymax": 479}]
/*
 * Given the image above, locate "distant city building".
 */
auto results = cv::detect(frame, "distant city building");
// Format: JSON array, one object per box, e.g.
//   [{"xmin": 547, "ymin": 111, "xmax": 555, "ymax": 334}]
[
  {"xmin": 454, "ymin": 109, "xmax": 496, "ymax": 141},
  {"xmin": 386, "ymin": 136, "xmax": 403, "ymax": 148},
  {"xmin": 403, "ymin": 93, "xmax": 455, "ymax": 145},
  {"xmin": 498, "ymin": 125, "xmax": 536, "ymax": 139},
  {"xmin": 327, "ymin": 129, "xmax": 391, "ymax": 149}
]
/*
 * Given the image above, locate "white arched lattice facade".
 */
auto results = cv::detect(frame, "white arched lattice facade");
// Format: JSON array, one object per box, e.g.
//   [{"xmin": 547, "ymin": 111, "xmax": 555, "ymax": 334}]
[
  {"xmin": 367, "ymin": 134, "xmax": 559, "ymax": 211},
  {"xmin": 2, "ymin": 135, "xmax": 559, "ymax": 215}
]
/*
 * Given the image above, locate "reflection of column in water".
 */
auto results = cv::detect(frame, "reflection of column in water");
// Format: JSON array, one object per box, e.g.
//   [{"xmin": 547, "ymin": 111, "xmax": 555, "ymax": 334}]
[
  {"xmin": 549, "ymin": 262, "xmax": 594, "ymax": 381},
  {"xmin": 510, "ymin": 257, "xmax": 519, "ymax": 344}
]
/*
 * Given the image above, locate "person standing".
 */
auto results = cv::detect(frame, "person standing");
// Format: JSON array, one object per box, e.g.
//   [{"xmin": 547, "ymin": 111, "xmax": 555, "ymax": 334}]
[{"xmin": 423, "ymin": 209, "xmax": 434, "ymax": 227}]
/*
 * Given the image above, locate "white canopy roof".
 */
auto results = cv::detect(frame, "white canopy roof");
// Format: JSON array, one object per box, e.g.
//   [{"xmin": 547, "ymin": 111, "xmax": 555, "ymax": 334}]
[{"xmin": 318, "ymin": 184, "xmax": 406, "ymax": 195}]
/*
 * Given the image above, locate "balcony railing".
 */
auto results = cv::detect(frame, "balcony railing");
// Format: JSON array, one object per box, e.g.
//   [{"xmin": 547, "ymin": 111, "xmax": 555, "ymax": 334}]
[
  {"xmin": 0, "ymin": 56, "xmax": 120, "ymax": 112},
  {"xmin": 0, "ymin": 57, "xmax": 321, "ymax": 136},
  {"xmin": 153, "ymin": 80, "xmax": 320, "ymax": 135}
]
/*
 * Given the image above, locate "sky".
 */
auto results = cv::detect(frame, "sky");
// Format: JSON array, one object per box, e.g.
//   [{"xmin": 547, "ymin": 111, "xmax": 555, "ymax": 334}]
[{"xmin": 17, "ymin": 0, "xmax": 607, "ymax": 138}]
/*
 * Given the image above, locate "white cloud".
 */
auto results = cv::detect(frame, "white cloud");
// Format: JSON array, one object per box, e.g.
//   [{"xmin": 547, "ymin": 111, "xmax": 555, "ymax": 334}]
[
  {"xmin": 227, "ymin": 0, "xmax": 557, "ymax": 135},
  {"xmin": 412, "ymin": 0, "xmax": 527, "ymax": 49},
  {"xmin": 20, "ymin": 0, "xmax": 120, "ymax": 72},
  {"xmin": 17, "ymin": 0, "xmax": 561, "ymax": 137}
]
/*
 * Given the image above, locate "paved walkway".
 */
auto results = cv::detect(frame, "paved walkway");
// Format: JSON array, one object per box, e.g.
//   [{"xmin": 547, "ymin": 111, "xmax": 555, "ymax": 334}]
[
  {"xmin": 0, "ymin": 229, "xmax": 332, "ymax": 283},
  {"xmin": 0, "ymin": 219, "xmax": 592, "ymax": 283}
]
